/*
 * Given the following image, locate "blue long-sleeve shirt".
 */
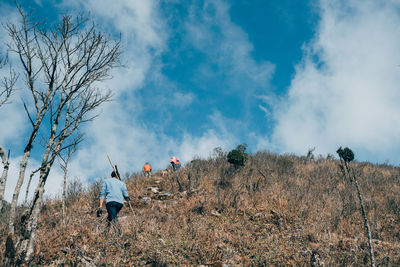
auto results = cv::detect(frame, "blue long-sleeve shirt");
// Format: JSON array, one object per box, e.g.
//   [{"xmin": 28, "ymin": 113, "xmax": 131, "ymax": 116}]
[{"xmin": 99, "ymin": 178, "xmax": 129, "ymax": 204}]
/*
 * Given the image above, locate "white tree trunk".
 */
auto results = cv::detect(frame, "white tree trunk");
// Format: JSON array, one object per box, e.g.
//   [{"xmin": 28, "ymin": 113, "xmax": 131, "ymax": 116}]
[
  {"xmin": 25, "ymin": 183, "xmax": 44, "ymax": 262},
  {"xmin": 18, "ymin": 131, "xmax": 59, "ymax": 263},
  {"xmin": 9, "ymin": 151, "xmax": 30, "ymax": 235},
  {"xmin": 0, "ymin": 146, "xmax": 10, "ymax": 212},
  {"xmin": 16, "ymin": 167, "xmax": 48, "ymax": 264}
]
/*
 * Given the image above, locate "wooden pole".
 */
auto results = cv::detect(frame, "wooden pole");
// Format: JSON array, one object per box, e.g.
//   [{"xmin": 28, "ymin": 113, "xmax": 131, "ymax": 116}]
[{"xmin": 107, "ymin": 155, "xmax": 120, "ymax": 180}]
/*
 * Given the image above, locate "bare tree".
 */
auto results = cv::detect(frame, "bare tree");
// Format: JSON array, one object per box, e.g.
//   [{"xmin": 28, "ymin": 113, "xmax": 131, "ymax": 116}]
[
  {"xmin": 0, "ymin": 146, "xmax": 10, "ymax": 212},
  {"xmin": 57, "ymin": 136, "xmax": 81, "ymax": 226},
  {"xmin": 4, "ymin": 4, "xmax": 122, "ymax": 263}
]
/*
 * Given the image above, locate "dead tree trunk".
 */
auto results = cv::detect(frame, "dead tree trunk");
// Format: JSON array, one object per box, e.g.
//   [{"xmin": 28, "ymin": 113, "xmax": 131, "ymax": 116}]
[
  {"xmin": 347, "ymin": 162, "xmax": 375, "ymax": 267},
  {"xmin": 9, "ymin": 132, "xmax": 44, "ymax": 234},
  {"xmin": 18, "ymin": 150, "xmax": 57, "ymax": 263},
  {"xmin": 0, "ymin": 146, "xmax": 10, "ymax": 213},
  {"xmin": 175, "ymin": 173, "xmax": 183, "ymax": 192},
  {"xmin": 9, "ymin": 151, "xmax": 29, "ymax": 234},
  {"xmin": 62, "ymin": 163, "xmax": 68, "ymax": 226}
]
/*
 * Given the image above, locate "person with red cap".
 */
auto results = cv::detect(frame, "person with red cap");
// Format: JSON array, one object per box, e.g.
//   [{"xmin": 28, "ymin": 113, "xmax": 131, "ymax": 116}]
[{"xmin": 170, "ymin": 156, "xmax": 181, "ymax": 171}]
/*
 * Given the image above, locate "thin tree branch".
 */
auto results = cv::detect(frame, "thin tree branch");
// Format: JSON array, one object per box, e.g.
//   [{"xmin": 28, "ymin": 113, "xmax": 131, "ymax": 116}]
[
  {"xmin": 23, "ymin": 166, "xmax": 41, "ymax": 206},
  {"xmin": 23, "ymin": 101, "xmax": 35, "ymax": 127}
]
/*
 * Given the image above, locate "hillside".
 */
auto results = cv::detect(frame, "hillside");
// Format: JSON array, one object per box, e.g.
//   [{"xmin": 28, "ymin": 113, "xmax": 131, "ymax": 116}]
[{"xmin": 1, "ymin": 151, "xmax": 400, "ymax": 266}]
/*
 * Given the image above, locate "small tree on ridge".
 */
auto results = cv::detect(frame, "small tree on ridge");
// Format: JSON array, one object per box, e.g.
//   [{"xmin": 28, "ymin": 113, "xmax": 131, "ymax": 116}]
[{"xmin": 227, "ymin": 144, "xmax": 248, "ymax": 169}]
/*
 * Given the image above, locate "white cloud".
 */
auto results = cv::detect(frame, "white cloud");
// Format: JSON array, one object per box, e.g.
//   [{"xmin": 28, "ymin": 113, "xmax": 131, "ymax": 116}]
[
  {"xmin": 0, "ymin": 103, "xmax": 26, "ymax": 145},
  {"xmin": 271, "ymin": 0, "xmax": 400, "ymax": 163},
  {"xmin": 34, "ymin": 0, "xmax": 42, "ymax": 6},
  {"xmin": 178, "ymin": 130, "xmax": 235, "ymax": 163},
  {"xmin": 59, "ymin": 0, "xmax": 167, "ymax": 96},
  {"xmin": 185, "ymin": 0, "xmax": 275, "ymax": 90},
  {"xmin": 171, "ymin": 92, "xmax": 194, "ymax": 108},
  {"xmin": 249, "ymin": 132, "xmax": 271, "ymax": 152}
]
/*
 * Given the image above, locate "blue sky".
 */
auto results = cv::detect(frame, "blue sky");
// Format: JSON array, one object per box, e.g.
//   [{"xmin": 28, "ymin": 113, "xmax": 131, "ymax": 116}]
[{"xmin": 1, "ymin": 0, "xmax": 400, "ymax": 200}]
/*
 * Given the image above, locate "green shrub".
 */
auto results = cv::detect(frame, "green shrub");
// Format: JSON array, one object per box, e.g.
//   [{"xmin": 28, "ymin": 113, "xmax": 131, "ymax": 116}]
[
  {"xmin": 336, "ymin": 147, "xmax": 354, "ymax": 162},
  {"xmin": 227, "ymin": 144, "xmax": 248, "ymax": 168}
]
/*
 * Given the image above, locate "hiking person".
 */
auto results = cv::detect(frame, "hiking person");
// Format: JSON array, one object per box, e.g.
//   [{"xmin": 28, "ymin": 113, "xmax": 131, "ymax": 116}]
[
  {"xmin": 170, "ymin": 156, "xmax": 181, "ymax": 171},
  {"xmin": 142, "ymin": 162, "xmax": 152, "ymax": 177},
  {"xmin": 97, "ymin": 169, "xmax": 130, "ymax": 233}
]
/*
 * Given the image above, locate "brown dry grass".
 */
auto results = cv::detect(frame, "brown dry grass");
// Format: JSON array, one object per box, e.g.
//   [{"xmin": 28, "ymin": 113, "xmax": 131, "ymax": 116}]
[{"xmin": 1, "ymin": 151, "xmax": 400, "ymax": 266}]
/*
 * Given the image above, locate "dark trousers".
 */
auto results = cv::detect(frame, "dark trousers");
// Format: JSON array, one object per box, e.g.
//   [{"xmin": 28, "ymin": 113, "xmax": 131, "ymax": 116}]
[{"xmin": 106, "ymin": 201, "xmax": 123, "ymax": 222}]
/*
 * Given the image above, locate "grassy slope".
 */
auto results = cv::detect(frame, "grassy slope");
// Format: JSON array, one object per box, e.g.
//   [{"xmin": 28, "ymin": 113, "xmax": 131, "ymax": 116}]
[{"xmin": 1, "ymin": 151, "xmax": 400, "ymax": 266}]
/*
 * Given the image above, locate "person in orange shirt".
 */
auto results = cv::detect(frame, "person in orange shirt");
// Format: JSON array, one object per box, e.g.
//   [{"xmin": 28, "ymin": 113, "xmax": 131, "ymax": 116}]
[{"xmin": 142, "ymin": 162, "xmax": 152, "ymax": 177}]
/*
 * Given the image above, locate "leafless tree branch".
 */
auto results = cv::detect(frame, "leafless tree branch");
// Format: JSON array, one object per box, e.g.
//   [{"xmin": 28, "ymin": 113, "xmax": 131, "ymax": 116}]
[{"xmin": 23, "ymin": 101, "xmax": 34, "ymax": 127}]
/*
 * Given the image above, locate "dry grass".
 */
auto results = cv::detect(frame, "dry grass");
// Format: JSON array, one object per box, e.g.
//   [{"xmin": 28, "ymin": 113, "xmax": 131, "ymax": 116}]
[{"xmin": 1, "ymin": 151, "xmax": 400, "ymax": 266}]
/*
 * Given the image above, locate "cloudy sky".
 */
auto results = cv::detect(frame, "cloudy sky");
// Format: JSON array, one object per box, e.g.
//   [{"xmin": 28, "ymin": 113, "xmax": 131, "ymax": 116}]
[{"xmin": 1, "ymin": 0, "xmax": 399, "ymax": 201}]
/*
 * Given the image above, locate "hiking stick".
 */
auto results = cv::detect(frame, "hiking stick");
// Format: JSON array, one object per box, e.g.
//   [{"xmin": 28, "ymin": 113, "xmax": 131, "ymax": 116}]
[
  {"xmin": 127, "ymin": 200, "xmax": 135, "ymax": 214},
  {"xmin": 107, "ymin": 155, "xmax": 135, "ymax": 214}
]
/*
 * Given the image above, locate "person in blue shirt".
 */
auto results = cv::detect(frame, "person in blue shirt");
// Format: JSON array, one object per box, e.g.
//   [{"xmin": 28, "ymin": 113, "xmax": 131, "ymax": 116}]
[{"xmin": 97, "ymin": 170, "xmax": 130, "ymax": 230}]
